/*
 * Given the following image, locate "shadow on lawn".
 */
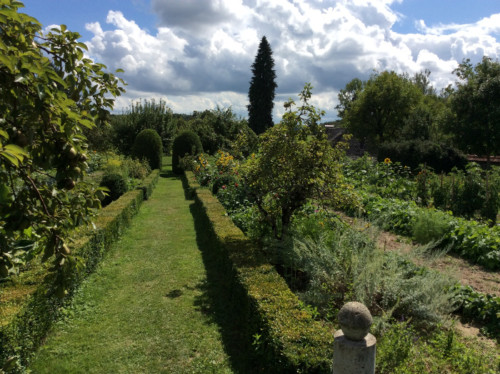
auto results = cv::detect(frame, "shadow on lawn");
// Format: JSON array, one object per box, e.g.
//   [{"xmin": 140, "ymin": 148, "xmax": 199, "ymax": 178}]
[{"xmin": 187, "ymin": 193, "xmax": 267, "ymax": 373}]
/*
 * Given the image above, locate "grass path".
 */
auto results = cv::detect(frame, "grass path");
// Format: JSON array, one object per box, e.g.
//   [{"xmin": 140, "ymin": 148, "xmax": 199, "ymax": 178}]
[{"xmin": 29, "ymin": 162, "xmax": 247, "ymax": 373}]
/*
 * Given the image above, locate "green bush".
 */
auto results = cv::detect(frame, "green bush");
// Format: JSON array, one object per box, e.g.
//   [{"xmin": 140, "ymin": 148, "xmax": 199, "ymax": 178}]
[
  {"xmin": 132, "ymin": 129, "xmax": 163, "ymax": 170},
  {"xmin": 122, "ymin": 157, "xmax": 151, "ymax": 180},
  {"xmin": 412, "ymin": 210, "xmax": 449, "ymax": 244},
  {"xmin": 172, "ymin": 131, "xmax": 203, "ymax": 174},
  {"xmin": 378, "ymin": 140, "xmax": 467, "ymax": 173},
  {"xmin": 99, "ymin": 173, "xmax": 128, "ymax": 206}
]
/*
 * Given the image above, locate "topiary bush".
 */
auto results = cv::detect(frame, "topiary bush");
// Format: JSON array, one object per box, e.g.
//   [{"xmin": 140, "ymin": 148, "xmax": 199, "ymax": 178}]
[
  {"xmin": 99, "ymin": 173, "xmax": 128, "ymax": 206},
  {"xmin": 172, "ymin": 130, "xmax": 203, "ymax": 174},
  {"xmin": 132, "ymin": 129, "xmax": 163, "ymax": 170}
]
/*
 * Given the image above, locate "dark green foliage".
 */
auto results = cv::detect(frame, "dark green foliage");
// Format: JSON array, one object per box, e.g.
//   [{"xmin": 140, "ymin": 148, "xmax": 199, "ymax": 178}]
[
  {"xmin": 447, "ymin": 57, "xmax": 500, "ymax": 160},
  {"xmin": 248, "ymin": 36, "xmax": 277, "ymax": 135},
  {"xmin": 132, "ymin": 129, "xmax": 163, "ymax": 170},
  {"xmin": 342, "ymin": 71, "xmax": 423, "ymax": 146},
  {"xmin": 111, "ymin": 99, "xmax": 175, "ymax": 156},
  {"xmin": 425, "ymin": 163, "xmax": 500, "ymax": 224},
  {"xmin": 453, "ymin": 285, "xmax": 500, "ymax": 340},
  {"xmin": 99, "ymin": 173, "xmax": 128, "ymax": 206},
  {"xmin": 186, "ymin": 107, "xmax": 257, "ymax": 155},
  {"xmin": 0, "ymin": 171, "xmax": 160, "ymax": 372},
  {"xmin": 378, "ymin": 140, "xmax": 467, "ymax": 173},
  {"xmin": 172, "ymin": 131, "xmax": 203, "ymax": 174}
]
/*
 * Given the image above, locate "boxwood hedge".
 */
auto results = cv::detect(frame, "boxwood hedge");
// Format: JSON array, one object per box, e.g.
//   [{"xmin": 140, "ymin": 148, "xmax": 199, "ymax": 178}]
[{"xmin": 184, "ymin": 171, "xmax": 334, "ymax": 373}]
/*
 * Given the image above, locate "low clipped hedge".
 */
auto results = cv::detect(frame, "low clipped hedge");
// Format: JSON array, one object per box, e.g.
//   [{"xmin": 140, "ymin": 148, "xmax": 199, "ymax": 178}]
[
  {"xmin": 184, "ymin": 171, "xmax": 334, "ymax": 373},
  {"xmin": 0, "ymin": 170, "xmax": 160, "ymax": 372}
]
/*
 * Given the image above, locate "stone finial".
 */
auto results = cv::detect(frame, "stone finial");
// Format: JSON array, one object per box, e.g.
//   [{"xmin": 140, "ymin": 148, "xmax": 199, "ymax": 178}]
[{"xmin": 337, "ymin": 301, "xmax": 373, "ymax": 341}]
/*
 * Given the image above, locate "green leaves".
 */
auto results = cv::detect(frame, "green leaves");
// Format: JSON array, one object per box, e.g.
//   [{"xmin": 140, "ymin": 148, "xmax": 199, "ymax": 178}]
[
  {"xmin": 0, "ymin": 0, "xmax": 125, "ymax": 284},
  {"xmin": 242, "ymin": 85, "xmax": 356, "ymax": 239},
  {"xmin": 0, "ymin": 143, "xmax": 28, "ymax": 166}
]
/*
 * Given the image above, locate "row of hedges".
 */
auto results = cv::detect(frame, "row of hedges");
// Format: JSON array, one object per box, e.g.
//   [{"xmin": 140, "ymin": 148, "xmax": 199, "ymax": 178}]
[
  {"xmin": 0, "ymin": 170, "xmax": 160, "ymax": 372},
  {"xmin": 184, "ymin": 171, "xmax": 334, "ymax": 373}
]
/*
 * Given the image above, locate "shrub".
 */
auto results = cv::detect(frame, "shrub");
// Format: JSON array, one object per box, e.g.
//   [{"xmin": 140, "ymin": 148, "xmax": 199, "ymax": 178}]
[
  {"xmin": 172, "ymin": 130, "xmax": 203, "ymax": 174},
  {"xmin": 122, "ymin": 157, "xmax": 151, "ymax": 180},
  {"xmin": 99, "ymin": 173, "xmax": 128, "ymax": 206},
  {"xmin": 378, "ymin": 140, "xmax": 467, "ymax": 173},
  {"xmin": 285, "ymin": 218, "xmax": 456, "ymax": 329},
  {"xmin": 412, "ymin": 210, "xmax": 449, "ymax": 244},
  {"xmin": 132, "ymin": 129, "xmax": 163, "ymax": 170}
]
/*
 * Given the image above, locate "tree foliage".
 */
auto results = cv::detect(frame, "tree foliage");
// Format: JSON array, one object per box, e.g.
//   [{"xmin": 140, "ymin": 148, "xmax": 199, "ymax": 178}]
[
  {"xmin": 0, "ymin": 0, "xmax": 125, "ymax": 285},
  {"xmin": 242, "ymin": 84, "xmax": 356, "ymax": 240},
  {"xmin": 186, "ymin": 107, "xmax": 257, "ymax": 156},
  {"xmin": 447, "ymin": 57, "xmax": 500, "ymax": 161},
  {"xmin": 247, "ymin": 36, "xmax": 277, "ymax": 135},
  {"xmin": 111, "ymin": 99, "xmax": 174, "ymax": 155},
  {"xmin": 342, "ymin": 71, "xmax": 423, "ymax": 147}
]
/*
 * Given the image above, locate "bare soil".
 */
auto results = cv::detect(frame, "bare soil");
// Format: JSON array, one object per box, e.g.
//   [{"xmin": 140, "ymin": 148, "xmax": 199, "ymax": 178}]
[
  {"xmin": 341, "ymin": 213, "xmax": 500, "ymax": 296},
  {"xmin": 375, "ymin": 230, "xmax": 500, "ymax": 296},
  {"xmin": 340, "ymin": 213, "xmax": 499, "ymax": 346}
]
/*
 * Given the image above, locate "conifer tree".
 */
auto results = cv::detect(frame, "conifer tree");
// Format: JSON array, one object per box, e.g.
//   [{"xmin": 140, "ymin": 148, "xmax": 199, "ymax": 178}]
[{"xmin": 248, "ymin": 36, "xmax": 277, "ymax": 135}]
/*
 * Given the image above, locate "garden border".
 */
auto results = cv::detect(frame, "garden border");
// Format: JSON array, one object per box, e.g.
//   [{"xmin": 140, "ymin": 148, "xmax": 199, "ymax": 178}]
[
  {"xmin": 184, "ymin": 170, "xmax": 334, "ymax": 373},
  {"xmin": 0, "ymin": 169, "xmax": 160, "ymax": 372}
]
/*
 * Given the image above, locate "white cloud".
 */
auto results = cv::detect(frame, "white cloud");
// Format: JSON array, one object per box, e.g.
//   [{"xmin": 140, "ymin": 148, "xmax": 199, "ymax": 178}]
[{"xmin": 82, "ymin": 1, "xmax": 500, "ymax": 121}]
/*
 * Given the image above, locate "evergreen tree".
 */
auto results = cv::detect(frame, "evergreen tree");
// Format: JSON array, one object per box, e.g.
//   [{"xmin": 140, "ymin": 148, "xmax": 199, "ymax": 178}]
[{"xmin": 248, "ymin": 36, "xmax": 277, "ymax": 135}]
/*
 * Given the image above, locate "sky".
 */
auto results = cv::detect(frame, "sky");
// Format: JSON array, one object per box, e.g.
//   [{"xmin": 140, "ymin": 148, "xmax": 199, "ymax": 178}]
[{"xmin": 21, "ymin": 0, "xmax": 500, "ymax": 121}]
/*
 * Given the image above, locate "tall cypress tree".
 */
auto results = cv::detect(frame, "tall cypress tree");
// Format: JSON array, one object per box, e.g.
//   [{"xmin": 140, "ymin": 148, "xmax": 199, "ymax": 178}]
[{"xmin": 248, "ymin": 36, "xmax": 277, "ymax": 135}]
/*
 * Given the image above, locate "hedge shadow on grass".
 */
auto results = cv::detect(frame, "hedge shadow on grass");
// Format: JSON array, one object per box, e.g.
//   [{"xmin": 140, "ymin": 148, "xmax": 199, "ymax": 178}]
[{"xmin": 188, "ymin": 192, "xmax": 264, "ymax": 374}]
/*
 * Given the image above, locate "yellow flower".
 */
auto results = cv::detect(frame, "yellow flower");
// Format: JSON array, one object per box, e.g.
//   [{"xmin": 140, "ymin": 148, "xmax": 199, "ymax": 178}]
[{"xmin": 384, "ymin": 158, "xmax": 391, "ymax": 164}]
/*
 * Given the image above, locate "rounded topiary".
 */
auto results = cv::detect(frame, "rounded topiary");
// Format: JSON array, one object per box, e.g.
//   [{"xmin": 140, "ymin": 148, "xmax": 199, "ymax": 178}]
[
  {"xmin": 99, "ymin": 173, "xmax": 128, "ymax": 206},
  {"xmin": 132, "ymin": 129, "xmax": 163, "ymax": 170},
  {"xmin": 172, "ymin": 130, "xmax": 203, "ymax": 174}
]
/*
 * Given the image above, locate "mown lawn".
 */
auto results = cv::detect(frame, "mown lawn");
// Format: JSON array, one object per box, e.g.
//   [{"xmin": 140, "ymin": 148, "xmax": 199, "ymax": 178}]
[{"xmin": 29, "ymin": 160, "xmax": 247, "ymax": 373}]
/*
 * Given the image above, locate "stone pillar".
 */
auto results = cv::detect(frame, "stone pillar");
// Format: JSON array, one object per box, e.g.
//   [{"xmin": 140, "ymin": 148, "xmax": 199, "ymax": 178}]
[{"xmin": 332, "ymin": 302, "xmax": 376, "ymax": 374}]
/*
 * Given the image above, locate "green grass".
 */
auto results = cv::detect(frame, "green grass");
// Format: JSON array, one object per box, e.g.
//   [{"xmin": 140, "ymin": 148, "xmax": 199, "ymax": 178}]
[{"xmin": 29, "ymin": 160, "xmax": 247, "ymax": 373}]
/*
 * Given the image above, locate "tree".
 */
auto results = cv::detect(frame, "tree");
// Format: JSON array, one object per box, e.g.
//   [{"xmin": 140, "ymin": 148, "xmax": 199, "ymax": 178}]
[
  {"xmin": 247, "ymin": 36, "xmax": 277, "ymax": 135},
  {"xmin": 242, "ymin": 84, "xmax": 356, "ymax": 240},
  {"xmin": 342, "ymin": 71, "xmax": 423, "ymax": 148},
  {"xmin": 448, "ymin": 57, "xmax": 500, "ymax": 164},
  {"xmin": 111, "ymin": 99, "xmax": 173, "ymax": 156},
  {"xmin": 0, "ymin": 1, "xmax": 124, "ymax": 287},
  {"xmin": 336, "ymin": 78, "xmax": 363, "ymax": 119}
]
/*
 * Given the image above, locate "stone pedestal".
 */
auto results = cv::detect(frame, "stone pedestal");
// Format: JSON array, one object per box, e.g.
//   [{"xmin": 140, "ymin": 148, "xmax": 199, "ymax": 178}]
[{"xmin": 332, "ymin": 302, "xmax": 376, "ymax": 374}]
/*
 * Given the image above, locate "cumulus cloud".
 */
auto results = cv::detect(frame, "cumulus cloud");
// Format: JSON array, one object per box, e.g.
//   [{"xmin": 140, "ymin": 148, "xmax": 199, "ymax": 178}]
[{"xmin": 83, "ymin": 0, "xmax": 500, "ymax": 120}]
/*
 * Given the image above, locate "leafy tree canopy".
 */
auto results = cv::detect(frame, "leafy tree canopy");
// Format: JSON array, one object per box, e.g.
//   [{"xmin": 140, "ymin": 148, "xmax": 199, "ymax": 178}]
[
  {"xmin": 341, "ymin": 71, "xmax": 423, "ymax": 148},
  {"xmin": 242, "ymin": 84, "xmax": 357, "ymax": 240},
  {"xmin": 0, "ymin": 0, "xmax": 125, "ymax": 289},
  {"xmin": 447, "ymin": 57, "xmax": 500, "ymax": 161}
]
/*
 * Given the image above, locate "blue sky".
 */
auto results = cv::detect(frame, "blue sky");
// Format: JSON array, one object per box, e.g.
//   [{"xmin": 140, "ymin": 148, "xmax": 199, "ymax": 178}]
[{"xmin": 20, "ymin": 0, "xmax": 500, "ymax": 120}]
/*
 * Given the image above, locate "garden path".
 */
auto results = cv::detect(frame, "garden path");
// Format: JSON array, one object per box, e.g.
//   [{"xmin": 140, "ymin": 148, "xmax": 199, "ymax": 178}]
[{"xmin": 28, "ymin": 161, "xmax": 242, "ymax": 373}]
